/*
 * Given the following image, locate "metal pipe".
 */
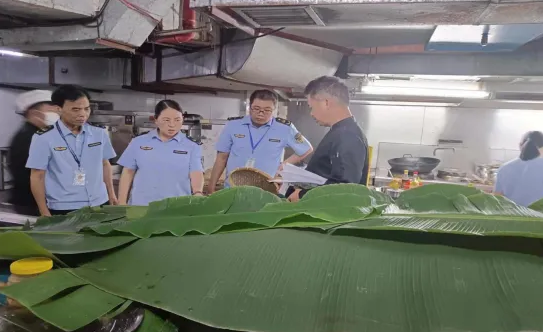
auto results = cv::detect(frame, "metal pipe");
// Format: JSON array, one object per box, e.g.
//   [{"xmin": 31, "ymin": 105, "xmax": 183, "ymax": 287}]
[
  {"xmin": 433, "ymin": 147, "xmax": 456, "ymax": 156},
  {"xmin": 154, "ymin": 25, "xmax": 211, "ymax": 37},
  {"xmin": 154, "ymin": 0, "xmax": 196, "ymax": 44}
]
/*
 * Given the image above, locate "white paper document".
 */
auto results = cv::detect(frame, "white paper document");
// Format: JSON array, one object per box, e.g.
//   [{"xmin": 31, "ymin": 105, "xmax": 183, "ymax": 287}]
[{"xmin": 270, "ymin": 163, "xmax": 327, "ymax": 195}]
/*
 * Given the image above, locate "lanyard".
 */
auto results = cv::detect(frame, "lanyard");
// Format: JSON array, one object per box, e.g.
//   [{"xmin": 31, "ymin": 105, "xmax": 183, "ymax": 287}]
[
  {"xmin": 247, "ymin": 124, "xmax": 271, "ymax": 154},
  {"xmin": 56, "ymin": 122, "xmax": 82, "ymax": 168}
]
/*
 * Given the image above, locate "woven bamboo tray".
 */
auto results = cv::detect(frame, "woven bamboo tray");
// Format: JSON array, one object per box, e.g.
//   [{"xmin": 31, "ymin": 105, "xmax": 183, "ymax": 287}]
[{"xmin": 229, "ymin": 167, "xmax": 278, "ymax": 194}]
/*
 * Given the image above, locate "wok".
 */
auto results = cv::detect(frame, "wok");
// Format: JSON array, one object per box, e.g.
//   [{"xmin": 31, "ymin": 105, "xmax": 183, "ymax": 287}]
[{"xmin": 388, "ymin": 154, "xmax": 441, "ymax": 174}]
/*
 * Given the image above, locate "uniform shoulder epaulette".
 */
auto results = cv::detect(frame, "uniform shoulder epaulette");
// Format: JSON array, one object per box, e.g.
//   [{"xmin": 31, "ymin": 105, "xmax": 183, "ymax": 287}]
[
  {"xmin": 186, "ymin": 133, "xmax": 203, "ymax": 145},
  {"xmin": 275, "ymin": 117, "xmax": 292, "ymax": 126},
  {"xmin": 36, "ymin": 126, "xmax": 54, "ymax": 135},
  {"xmin": 88, "ymin": 122, "xmax": 105, "ymax": 129},
  {"xmin": 227, "ymin": 116, "xmax": 244, "ymax": 121},
  {"xmin": 135, "ymin": 131, "xmax": 148, "ymax": 137}
]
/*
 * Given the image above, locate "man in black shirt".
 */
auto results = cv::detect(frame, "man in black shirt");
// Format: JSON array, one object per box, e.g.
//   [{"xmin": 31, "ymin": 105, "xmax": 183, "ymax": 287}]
[
  {"xmin": 8, "ymin": 90, "xmax": 59, "ymax": 216},
  {"xmin": 287, "ymin": 76, "xmax": 369, "ymax": 202}
]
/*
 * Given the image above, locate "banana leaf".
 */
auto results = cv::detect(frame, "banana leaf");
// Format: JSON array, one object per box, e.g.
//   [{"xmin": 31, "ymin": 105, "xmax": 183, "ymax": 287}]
[
  {"xmin": 301, "ymin": 183, "xmax": 392, "ymax": 205},
  {"xmin": 86, "ymin": 186, "xmax": 384, "ymax": 238},
  {"xmin": 32, "ymin": 212, "xmax": 125, "ymax": 232},
  {"xmin": 29, "ymin": 285, "xmax": 126, "ymax": 331},
  {"xmin": 0, "ymin": 269, "xmax": 87, "ymax": 307},
  {"xmin": 137, "ymin": 310, "xmax": 177, "ymax": 332},
  {"xmin": 52, "ymin": 230, "xmax": 543, "ymax": 332},
  {"xmin": 87, "ymin": 206, "xmax": 379, "ymax": 238},
  {"xmin": 0, "ymin": 232, "xmax": 137, "ymax": 259},
  {"xmin": 6, "ymin": 184, "xmax": 543, "ymax": 332},
  {"xmin": 529, "ymin": 197, "xmax": 543, "ymax": 213}
]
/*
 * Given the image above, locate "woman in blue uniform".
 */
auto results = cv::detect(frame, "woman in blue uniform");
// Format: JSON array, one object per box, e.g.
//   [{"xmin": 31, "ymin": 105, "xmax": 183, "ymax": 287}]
[
  {"xmin": 494, "ymin": 131, "xmax": 543, "ymax": 207},
  {"xmin": 117, "ymin": 100, "xmax": 204, "ymax": 206}
]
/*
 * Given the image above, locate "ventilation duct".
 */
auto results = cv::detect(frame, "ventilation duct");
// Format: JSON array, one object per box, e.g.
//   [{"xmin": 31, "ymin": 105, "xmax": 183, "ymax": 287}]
[
  {"xmin": 146, "ymin": 30, "xmax": 343, "ymax": 91},
  {"xmin": 232, "ymin": 6, "xmax": 325, "ymax": 27},
  {"xmin": 192, "ymin": 0, "xmax": 543, "ymax": 25},
  {"xmin": 0, "ymin": 0, "xmax": 178, "ymax": 52}
]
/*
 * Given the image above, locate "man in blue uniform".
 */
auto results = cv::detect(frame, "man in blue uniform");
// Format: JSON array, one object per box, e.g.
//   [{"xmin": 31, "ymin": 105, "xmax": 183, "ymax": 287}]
[
  {"xmin": 26, "ymin": 85, "xmax": 117, "ymax": 216},
  {"xmin": 208, "ymin": 90, "xmax": 313, "ymax": 193},
  {"xmin": 287, "ymin": 76, "xmax": 369, "ymax": 202}
]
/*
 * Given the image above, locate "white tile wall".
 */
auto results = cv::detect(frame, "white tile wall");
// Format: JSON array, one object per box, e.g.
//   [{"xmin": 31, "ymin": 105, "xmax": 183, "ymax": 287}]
[{"xmin": 288, "ymin": 103, "xmax": 543, "ymax": 175}]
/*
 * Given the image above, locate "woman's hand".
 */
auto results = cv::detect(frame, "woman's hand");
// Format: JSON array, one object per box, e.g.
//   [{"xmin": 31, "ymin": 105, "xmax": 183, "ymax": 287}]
[
  {"xmin": 109, "ymin": 194, "xmax": 119, "ymax": 206},
  {"xmin": 193, "ymin": 191, "xmax": 204, "ymax": 197}
]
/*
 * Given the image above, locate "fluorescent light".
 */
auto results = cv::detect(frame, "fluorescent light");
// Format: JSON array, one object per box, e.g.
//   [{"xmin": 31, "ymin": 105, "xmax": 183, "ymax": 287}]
[
  {"xmin": 0, "ymin": 49, "xmax": 30, "ymax": 57},
  {"xmin": 360, "ymin": 86, "xmax": 489, "ymax": 99},
  {"xmin": 411, "ymin": 75, "xmax": 480, "ymax": 82},
  {"xmin": 351, "ymin": 100, "xmax": 459, "ymax": 107}
]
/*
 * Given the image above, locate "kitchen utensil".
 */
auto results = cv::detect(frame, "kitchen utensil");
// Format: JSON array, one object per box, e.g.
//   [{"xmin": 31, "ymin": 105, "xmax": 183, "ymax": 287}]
[
  {"xmin": 474, "ymin": 164, "xmax": 500, "ymax": 183},
  {"xmin": 437, "ymin": 168, "xmax": 467, "ymax": 179},
  {"xmin": 229, "ymin": 167, "xmax": 278, "ymax": 193},
  {"xmin": 386, "ymin": 188, "xmax": 401, "ymax": 199},
  {"xmin": 387, "ymin": 154, "xmax": 441, "ymax": 174}
]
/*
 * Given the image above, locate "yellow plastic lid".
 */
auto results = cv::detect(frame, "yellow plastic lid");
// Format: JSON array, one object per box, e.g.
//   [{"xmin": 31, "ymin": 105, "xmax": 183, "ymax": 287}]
[{"xmin": 10, "ymin": 257, "xmax": 53, "ymax": 276}]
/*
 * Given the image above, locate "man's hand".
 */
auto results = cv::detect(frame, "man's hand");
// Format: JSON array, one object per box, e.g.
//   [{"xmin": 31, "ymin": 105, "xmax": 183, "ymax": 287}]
[
  {"xmin": 287, "ymin": 188, "xmax": 302, "ymax": 202},
  {"xmin": 193, "ymin": 192, "xmax": 204, "ymax": 197},
  {"xmin": 40, "ymin": 209, "xmax": 52, "ymax": 217},
  {"xmin": 109, "ymin": 194, "xmax": 119, "ymax": 206}
]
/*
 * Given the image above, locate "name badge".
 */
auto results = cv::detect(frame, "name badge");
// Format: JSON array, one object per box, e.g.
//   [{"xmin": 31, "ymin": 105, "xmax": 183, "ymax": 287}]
[
  {"xmin": 234, "ymin": 134, "xmax": 245, "ymax": 138},
  {"xmin": 140, "ymin": 146, "xmax": 153, "ymax": 151},
  {"xmin": 173, "ymin": 150, "xmax": 188, "ymax": 154},
  {"xmin": 88, "ymin": 142, "xmax": 102, "ymax": 147},
  {"xmin": 54, "ymin": 147, "xmax": 67, "ymax": 151},
  {"xmin": 269, "ymin": 138, "xmax": 281, "ymax": 143}
]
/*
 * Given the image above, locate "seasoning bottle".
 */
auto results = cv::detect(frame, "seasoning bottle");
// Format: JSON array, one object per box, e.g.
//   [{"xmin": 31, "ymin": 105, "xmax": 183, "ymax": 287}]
[
  {"xmin": 411, "ymin": 171, "xmax": 420, "ymax": 188},
  {"xmin": 401, "ymin": 170, "xmax": 411, "ymax": 190},
  {"xmin": 4, "ymin": 257, "xmax": 53, "ymax": 307}
]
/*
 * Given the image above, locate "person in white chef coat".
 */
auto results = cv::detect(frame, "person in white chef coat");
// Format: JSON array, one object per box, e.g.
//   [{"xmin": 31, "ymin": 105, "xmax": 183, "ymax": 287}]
[{"xmin": 8, "ymin": 90, "xmax": 60, "ymax": 216}]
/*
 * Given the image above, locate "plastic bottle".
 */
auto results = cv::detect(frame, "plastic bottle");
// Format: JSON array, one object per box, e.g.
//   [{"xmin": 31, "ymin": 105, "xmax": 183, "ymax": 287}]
[
  {"xmin": 401, "ymin": 170, "xmax": 411, "ymax": 190},
  {"xmin": 4, "ymin": 257, "xmax": 53, "ymax": 307},
  {"xmin": 411, "ymin": 171, "xmax": 420, "ymax": 188}
]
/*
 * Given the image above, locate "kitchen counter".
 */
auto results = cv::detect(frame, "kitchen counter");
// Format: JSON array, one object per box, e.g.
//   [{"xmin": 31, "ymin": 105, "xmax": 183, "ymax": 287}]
[{"xmin": 372, "ymin": 176, "xmax": 494, "ymax": 193}]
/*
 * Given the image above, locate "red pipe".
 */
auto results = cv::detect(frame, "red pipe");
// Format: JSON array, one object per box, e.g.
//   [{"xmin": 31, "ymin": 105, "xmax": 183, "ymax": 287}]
[{"xmin": 155, "ymin": 0, "xmax": 196, "ymax": 44}]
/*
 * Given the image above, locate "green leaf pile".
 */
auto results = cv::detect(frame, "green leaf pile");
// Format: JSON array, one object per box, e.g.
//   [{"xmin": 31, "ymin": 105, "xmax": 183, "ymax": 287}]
[{"xmin": 2, "ymin": 184, "xmax": 543, "ymax": 332}]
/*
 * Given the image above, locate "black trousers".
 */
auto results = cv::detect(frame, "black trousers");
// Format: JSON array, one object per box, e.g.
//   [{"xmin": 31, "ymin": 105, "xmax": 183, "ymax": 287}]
[{"xmin": 50, "ymin": 202, "xmax": 110, "ymax": 216}]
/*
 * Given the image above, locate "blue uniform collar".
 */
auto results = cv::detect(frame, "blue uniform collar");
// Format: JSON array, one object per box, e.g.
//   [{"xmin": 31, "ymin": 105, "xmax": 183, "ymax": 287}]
[
  {"xmin": 56, "ymin": 120, "xmax": 90, "ymax": 136},
  {"xmin": 241, "ymin": 115, "xmax": 274, "ymax": 127},
  {"xmin": 150, "ymin": 129, "xmax": 183, "ymax": 142}
]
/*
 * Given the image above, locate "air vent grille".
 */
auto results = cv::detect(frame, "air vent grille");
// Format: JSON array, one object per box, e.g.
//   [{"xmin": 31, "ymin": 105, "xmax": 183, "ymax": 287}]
[{"xmin": 234, "ymin": 6, "xmax": 324, "ymax": 27}]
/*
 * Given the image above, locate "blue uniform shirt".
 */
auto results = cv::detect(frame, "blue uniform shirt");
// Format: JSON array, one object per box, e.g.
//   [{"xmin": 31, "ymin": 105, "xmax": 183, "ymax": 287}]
[
  {"xmin": 117, "ymin": 130, "xmax": 204, "ymax": 206},
  {"xmin": 495, "ymin": 157, "xmax": 543, "ymax": 207},
  {"xmin": 216, "ymin": 116, "xmax": 312, "ymax": 185},
  {"xmin": 26, "ymin": 120, "xmax": 116, "ymax": 210}
]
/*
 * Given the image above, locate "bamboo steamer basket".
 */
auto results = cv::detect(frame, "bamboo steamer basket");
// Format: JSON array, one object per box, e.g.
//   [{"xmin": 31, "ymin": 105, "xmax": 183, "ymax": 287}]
[{"xmin": 229, "ymin": 167, "xmax": 278, "ymax": 194}]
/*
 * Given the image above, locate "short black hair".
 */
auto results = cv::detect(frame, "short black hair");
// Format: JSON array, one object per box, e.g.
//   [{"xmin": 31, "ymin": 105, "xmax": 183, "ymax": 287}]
[
  {"xmin": 304, "ymin": 76, "xmax": 350, "ymax": 105},
  {"xmin": 249, "ymin": 90, "xmax": 278, "ymax": 106},
  {"xmin": 155, "ymin": 99, "xmax": 182, "ymax": 118},
  {"xmin": 51, "ymin": 85, "xmax": 91, "ymax": 107},
  {"xmin": 520, "ymin": 131, "xmax": 543, "ymax": 161}
]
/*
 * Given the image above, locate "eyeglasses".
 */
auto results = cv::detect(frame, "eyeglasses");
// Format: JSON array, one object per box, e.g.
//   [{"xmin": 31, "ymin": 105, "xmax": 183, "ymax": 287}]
[
  {"xmin": 251, "ymin": 107, "xmax": 274, "ymax": 115},
  {"xmin": 158, "ymin": 118, "xmax": 182, "ymax": 125}
]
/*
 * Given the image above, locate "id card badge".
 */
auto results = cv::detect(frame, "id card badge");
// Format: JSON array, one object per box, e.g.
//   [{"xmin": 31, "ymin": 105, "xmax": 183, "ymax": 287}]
[
  {"xmin": 245, "ymin": 157, "xmax": 256, "ymax": 168},
  {"xmin": 73, "ymin": 168, "xmax": 86, "ymax": 186}
]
